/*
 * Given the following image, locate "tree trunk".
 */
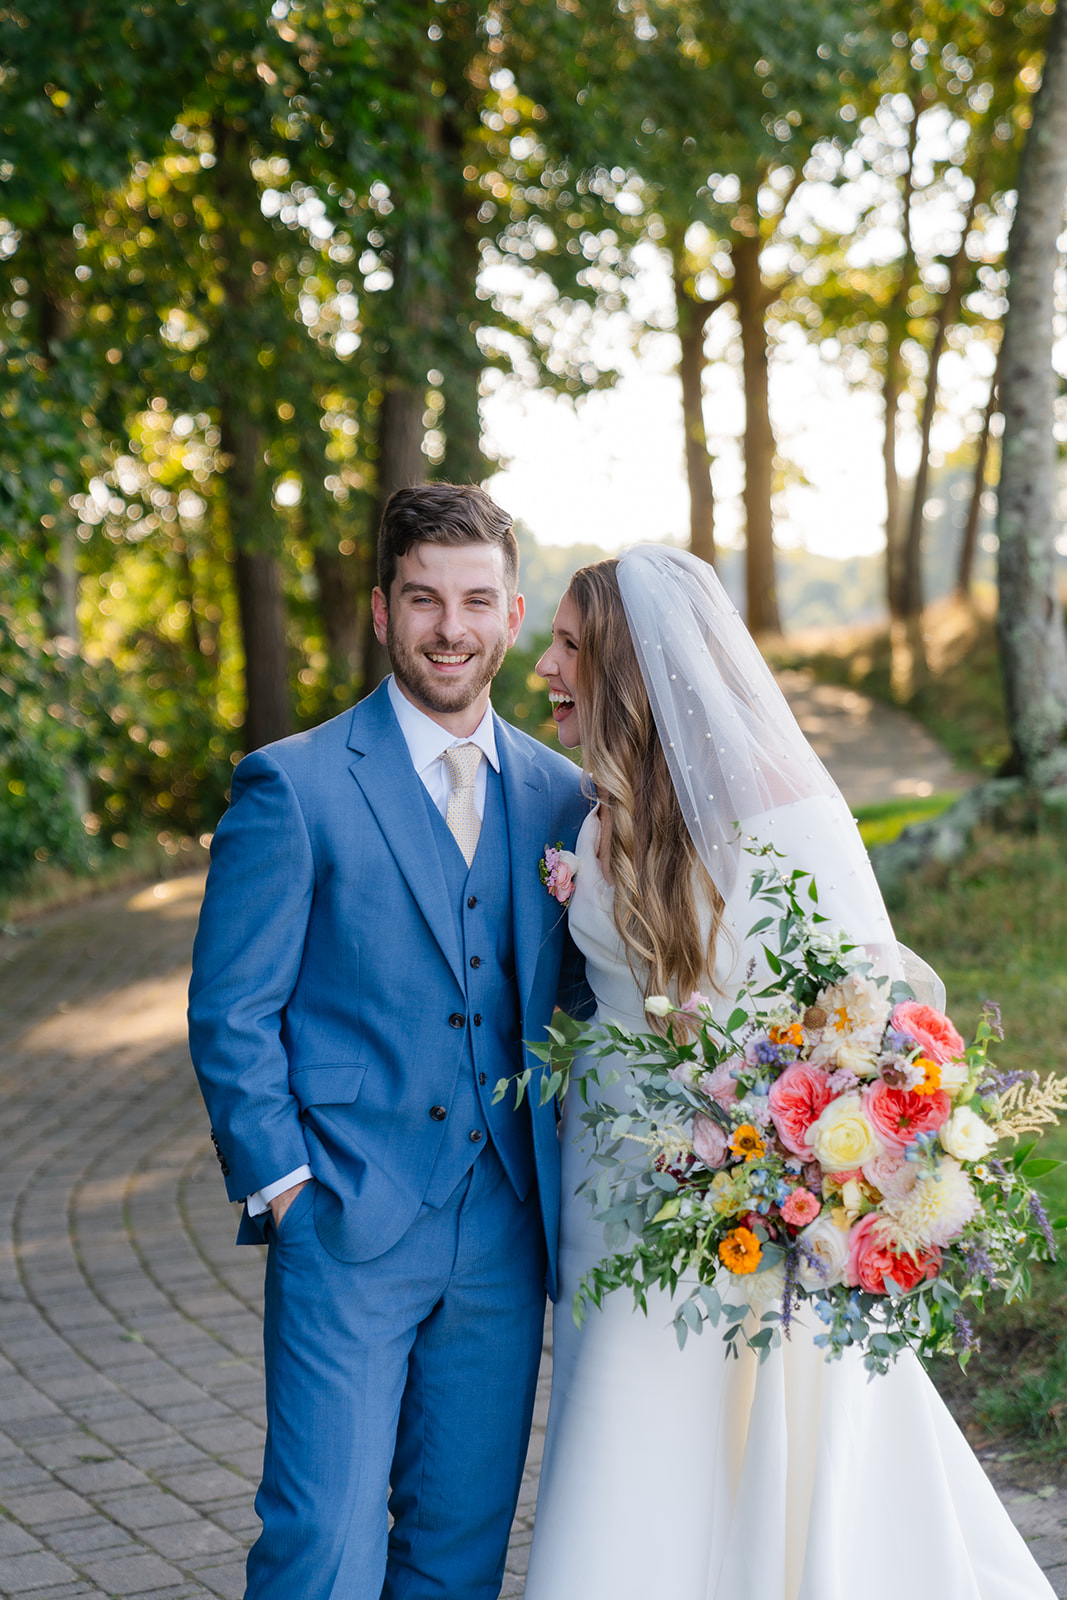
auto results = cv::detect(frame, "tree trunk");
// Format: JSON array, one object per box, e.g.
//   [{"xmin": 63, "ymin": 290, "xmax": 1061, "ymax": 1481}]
[
  {"xmin": 313, "ymin": 546, "xmax": 363, "ymax": 685},
  {"xmin": 882, "ymin": 92, "xmax": 921, "ymax": 623},
  {"xmin": 362, "ymin": 383, "xmax": 427, "ymax": 692},
  {"xmin": 233, "ymin": 547, "xmax": 290, "ymax": 752},
  {"xmin": 673, "ymin": 268, "xmax": 716, "ymax": 567},
  {"xmin": 733, "ymin": 231, "xmax": 780, "ymax": 634},
  {"xmin": 956, "ymin": 359, "xmax": 999, "ymax": 600},
  {"xmin": 213, "ymin": 120, "xmax": 292, "ymax": 750},
  {"xmin": 995, "ymin": 0, "xmax": 1067, "ymax": 781},
  {"xmin": 901, "ymin": 183, "xmax": 981, "ymax": 617}
]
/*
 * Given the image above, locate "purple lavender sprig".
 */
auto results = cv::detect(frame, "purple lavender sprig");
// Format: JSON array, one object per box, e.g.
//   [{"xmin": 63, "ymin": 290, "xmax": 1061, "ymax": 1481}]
[
  {"xmin": 953, "ymin": 1311, "xmax": 978, "ymax": 1352},
  {"xmin": 982, "ymin": 1000, "xmax": 1005, "ymax": 1041},
  {"xmin": 780, "ymin": 1246, "xmax": 802, "ymax": 1339},
  {"xmin": 977, "ymin": 1067, "xmax": 1038, "ymax": 1096},
  {"xmin": 958, "ymin": 1237, "xmax": 998, "ymax": 1284},
  {"xmin": 1028, "ymin": 1191, "xmax": 1057, "ymax": 1252}
]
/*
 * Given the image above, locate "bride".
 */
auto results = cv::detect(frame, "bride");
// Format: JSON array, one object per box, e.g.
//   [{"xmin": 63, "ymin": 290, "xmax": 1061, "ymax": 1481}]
[{"xmin": 526, "ymin": 545, "xmax": 1052, "ymax": 1600}]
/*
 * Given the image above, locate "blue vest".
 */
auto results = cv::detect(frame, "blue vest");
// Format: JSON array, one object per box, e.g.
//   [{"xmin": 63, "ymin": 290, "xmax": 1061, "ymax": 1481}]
[{"xmin": 419, "ymin": 764, "xmax": 535, "ymax": 1207}]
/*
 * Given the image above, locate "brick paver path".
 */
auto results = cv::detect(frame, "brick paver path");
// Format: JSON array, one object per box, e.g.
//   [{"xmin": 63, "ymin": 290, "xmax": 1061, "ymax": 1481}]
[{"xmin": 1, "ymin": 859, "xmax": 1064, "ymax": 1597}]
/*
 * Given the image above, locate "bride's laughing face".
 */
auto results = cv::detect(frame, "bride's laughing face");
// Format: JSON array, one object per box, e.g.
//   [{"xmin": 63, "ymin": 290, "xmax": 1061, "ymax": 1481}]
[{"xmin": 536, "ymin": 590, "xmax": 582, "ymax": 748}]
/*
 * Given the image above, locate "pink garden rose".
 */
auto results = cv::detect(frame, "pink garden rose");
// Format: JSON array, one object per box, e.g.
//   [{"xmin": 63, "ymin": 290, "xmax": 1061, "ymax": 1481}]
[
  {"xmin": 691, "ymin": 1114, "xmax": 729, "ymax": 1169},
  {"xmin": 780, "ymin": 1187, "xmax": 820, "ymax": 1227},
  {"xmin": 845, "ymin": 1212, "xmax": 941, "ymax": 1294},
  {"xmin": 891, "ymin": 1001, "xmax": 965, "ymax": 1065},
  {"xmin": 863, "ymin": 1080, "xmax": 951, "ymax": 1153},
  {"xmin": 768, "ymin": 1062, "xmax": 834, "ymax": 1160},
  {"xmin": 701, "ymin": 1058, "xmax": 741, "ymax": 1109}
]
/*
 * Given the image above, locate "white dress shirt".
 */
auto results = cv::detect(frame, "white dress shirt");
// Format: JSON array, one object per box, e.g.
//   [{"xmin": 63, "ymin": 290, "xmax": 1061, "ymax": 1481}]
[{"xmin": 247, "ymin": 677, "xmax": 500, "ymax": 1216}]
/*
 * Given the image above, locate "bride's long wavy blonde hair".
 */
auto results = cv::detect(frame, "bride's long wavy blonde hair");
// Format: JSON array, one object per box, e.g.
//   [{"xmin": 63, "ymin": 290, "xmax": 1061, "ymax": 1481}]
[{"xmin": 567, "ymin": 558, "xmax": 724, "ymax": 1012}]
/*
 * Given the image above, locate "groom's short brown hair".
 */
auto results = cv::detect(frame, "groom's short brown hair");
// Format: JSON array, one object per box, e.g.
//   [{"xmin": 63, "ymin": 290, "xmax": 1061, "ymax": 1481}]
[{"xmin": 377, "ymin": 483, "xmax": 519, "ymax": 600}]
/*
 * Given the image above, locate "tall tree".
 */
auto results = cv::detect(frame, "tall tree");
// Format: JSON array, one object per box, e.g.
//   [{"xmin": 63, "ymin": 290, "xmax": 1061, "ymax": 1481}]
[
  {"xmin": 503, "ymin": 0, "xmax": 880, "ymax": 632},
  {"xmin": 995, "ymin": 0, "xmax": 1067, "ymax": 782}
]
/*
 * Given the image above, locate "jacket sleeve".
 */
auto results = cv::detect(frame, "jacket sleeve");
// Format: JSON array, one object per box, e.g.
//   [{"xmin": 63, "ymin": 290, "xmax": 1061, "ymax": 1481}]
[{"xmin": 187, "ymin": 750, "xmax": 316, "ymax": 1202}]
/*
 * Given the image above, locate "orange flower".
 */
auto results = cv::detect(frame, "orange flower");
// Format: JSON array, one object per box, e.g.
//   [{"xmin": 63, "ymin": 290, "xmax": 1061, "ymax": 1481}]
[
  {"xmin": 912, "ymin": 1057, "xmax": 942, "ymax": 1096},
  {"xmin": 729, "ymin": 1123, "xmax": 765, "ymax": 1161},
  {"xmin": 719, "ymin": 1226, "xmax": 762, "ymax": 1275},
  {"xmin": 770, "ymin": 1022, "xmax": 804, "ymax": 1048}
]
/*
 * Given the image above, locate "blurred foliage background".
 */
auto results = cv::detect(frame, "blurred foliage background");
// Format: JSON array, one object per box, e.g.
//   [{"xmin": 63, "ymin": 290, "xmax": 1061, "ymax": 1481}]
[{"xmin": 0, "ymin": 0, "xmax": 1061, "ymax": 898}]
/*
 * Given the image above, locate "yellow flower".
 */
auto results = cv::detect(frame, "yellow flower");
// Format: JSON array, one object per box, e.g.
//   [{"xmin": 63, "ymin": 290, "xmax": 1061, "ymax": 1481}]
[
  {"xmin": 719, "ymin": 1226, "xmax": 762, "ymax": 1275},
  {"xmin": 769, "ymin": 1022, "xmax": 804, "ymax": 1048},
  {"xmin": 729, "ymin": 1123, "xmax": 765, "ymax": 1161},
  {"xmin": 810, "ymin": 1093, "xmax": 883, "ymax": 1170},
  {"xmin": 912, "ymin": 1057, "xmax": 942, "ymax": 1096},
  {"xmin": 709, "ymin": 1170, "xmax": 747, "ymax": 1217}
]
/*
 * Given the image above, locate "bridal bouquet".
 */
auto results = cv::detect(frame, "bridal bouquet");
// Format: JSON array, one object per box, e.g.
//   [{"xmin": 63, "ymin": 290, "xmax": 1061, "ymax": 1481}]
[{"xmin": 499, "ymin": 849, "xmax": 1067, "ymax": 1374}]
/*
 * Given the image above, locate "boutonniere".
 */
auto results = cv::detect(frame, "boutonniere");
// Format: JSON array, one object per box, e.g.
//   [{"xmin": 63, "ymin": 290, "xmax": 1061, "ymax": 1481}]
[{"xmin": 540, "ymin": 842, "xmax": 580, "ymax": 906}]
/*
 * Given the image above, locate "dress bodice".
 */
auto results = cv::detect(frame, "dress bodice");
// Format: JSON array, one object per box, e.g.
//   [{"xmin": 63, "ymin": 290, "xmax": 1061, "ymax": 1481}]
[{"xmin": 566, "ymin": 810, "xmax": 648, "ymax": 1031}]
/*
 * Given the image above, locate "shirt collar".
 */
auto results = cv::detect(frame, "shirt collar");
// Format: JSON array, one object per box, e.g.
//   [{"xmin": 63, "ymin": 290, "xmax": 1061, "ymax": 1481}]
[{"xmin": 386, "ymin": 674, "xmax": 500, "ymax": 777}]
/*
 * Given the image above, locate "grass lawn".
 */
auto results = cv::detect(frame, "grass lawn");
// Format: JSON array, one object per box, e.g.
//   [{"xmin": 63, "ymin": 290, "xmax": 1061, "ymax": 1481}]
[{"xmin": 892, "ymin": 818, "xmax": 1067, "ymax": 1481}]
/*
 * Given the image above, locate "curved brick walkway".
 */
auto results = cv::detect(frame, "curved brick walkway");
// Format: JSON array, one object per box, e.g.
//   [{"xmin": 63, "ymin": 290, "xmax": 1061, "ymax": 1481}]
[
  {"xmin": 0, "ymin": 875, "xmax": 544, "ymax": 1598},
  {"xmin": 0, "ymin": 680, "xmax": 1063, "ymax": 1597}
]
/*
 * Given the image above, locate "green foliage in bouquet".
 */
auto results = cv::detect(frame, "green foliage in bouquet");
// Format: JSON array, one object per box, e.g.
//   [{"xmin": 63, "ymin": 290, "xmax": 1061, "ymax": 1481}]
[{"xmin": 498, "ymin": 849, "xmax": 1067, "ymax": 1376}]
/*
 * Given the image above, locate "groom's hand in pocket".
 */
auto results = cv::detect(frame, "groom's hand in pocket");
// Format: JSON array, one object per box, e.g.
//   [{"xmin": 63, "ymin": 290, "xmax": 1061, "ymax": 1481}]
[{"xmin": 269, "ymin": 1179, "xmax": 310, "ymax": 1229}]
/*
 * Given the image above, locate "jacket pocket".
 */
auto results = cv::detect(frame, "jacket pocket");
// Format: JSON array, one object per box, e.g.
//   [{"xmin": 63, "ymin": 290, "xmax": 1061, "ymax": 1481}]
[{"xmin": 289, "ymin": 1063, "xmax": 368, "ymax": 1109}]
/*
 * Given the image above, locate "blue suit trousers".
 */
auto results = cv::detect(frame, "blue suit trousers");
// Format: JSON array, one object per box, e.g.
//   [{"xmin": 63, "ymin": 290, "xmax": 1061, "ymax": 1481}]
[{"xmin": 245, "ymin": 1145, "xmax": 547, "ymax": 1600}]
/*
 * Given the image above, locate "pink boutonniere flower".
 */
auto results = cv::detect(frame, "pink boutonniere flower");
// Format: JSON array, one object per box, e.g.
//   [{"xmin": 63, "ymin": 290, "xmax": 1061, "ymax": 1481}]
[{"xmin": 540, "ymin": 842, "xmax": 579, "ymax": 906}]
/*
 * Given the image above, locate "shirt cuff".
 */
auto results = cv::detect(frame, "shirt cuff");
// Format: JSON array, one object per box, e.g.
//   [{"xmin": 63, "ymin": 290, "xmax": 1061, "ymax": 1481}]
[{"xmin": 246, "ymin": 1165, "xmax": 314, "ymax": 1216}]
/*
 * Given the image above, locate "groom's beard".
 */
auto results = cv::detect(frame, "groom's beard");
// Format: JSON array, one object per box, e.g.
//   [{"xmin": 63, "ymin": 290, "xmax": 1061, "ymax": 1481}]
[{"xmin": 386, "ymin": 618, "xmax": 508, "ymax": 716}]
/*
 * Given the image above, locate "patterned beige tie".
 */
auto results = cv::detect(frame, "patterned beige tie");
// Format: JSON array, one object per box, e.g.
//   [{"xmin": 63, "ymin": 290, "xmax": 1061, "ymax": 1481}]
[{"xmin": 442, "ymin": 743, "xmax": 482, "ymax": 866}]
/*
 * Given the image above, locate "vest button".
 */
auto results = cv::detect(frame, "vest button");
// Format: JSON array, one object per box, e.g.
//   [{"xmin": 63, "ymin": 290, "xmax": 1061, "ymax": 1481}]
[
  {"xmin": 468, "ymin": 1129, "xmax": 483, "ymax": 1143},
  {"xmin": 448, "ymin": 1013, "xmax": 465, "ymax": 1028},
  {"xmin": 478, "ymin": 1072, "xmax": 486, "ymax": 1085},
  {"xmin": 430, "ymin": 1105, "xmax": 447, "ymax": 1121},
  {"xmin": 470, "ymin": 955, "xmax": 481, "ymax": 969},
  {"xmin": 473, "ymin": 1014, "xmax": 482, "ymax": 1027},
  {"xmin": 467, "ymin": 895, "xmax": 478, "ymax": 909}
]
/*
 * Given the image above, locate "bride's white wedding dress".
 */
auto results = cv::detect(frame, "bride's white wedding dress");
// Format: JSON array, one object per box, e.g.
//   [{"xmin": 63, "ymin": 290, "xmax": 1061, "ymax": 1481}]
[{"xmin": 525, "ymin": 804, "xmax": 1053, "ymax": 1600}]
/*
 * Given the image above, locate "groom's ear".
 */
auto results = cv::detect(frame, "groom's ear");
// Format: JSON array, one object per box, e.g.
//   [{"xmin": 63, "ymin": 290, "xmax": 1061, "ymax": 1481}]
[
  {"xmin": 371, "ymin": 585, "xmax": 389, "ymax": 646},
  {"xmin": 506, "ymin": 591, "xmax": 525, "ymax": 649}
]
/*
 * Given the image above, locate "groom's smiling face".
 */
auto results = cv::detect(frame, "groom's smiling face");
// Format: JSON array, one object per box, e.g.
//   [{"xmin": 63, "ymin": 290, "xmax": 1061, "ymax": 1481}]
[{"xmin": 372, "ymin": 541, "xmax": 524, "ymax": 733}]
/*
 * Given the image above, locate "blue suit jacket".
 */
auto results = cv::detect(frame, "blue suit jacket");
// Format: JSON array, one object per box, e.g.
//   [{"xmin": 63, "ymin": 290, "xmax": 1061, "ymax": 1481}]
[{"xmin": 188, "ymin": 682, "xmax": 592, "ymax": 1297}]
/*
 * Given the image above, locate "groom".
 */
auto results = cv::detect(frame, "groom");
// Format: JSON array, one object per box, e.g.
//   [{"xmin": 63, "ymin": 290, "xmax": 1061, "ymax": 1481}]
[{"xmin": 188, "ymin": 482, "xmax": 591, "ymax": 1599}]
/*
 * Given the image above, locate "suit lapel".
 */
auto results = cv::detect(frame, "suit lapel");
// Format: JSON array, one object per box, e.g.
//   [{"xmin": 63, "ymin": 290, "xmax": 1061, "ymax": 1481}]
[
  {"xmin": 496, "ymin": 718, "xmax": 553, "ymax": 1015},
  {"xmin": 347, "ymin": 686, "xmax": 465, "ymax": 989}
]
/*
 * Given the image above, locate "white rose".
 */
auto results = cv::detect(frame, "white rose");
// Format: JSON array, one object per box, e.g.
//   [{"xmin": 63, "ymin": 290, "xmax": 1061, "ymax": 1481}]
[
  {"xmin": 809, "ymin": 1093, "xmax": 883, "ymax": 1170},
  {"xmin": 644, "ymin": 995, "xmax": 674, "ymax": 1017},
  {"xmin": 833, "ymin": 1029, "xmax": 882, "ymax": 1079},
  {"xmin": 796, "ymin": 1211, "xmax": 851, "ymax": 1291},
  {"xmin": 938, "ymin": 1058, "xmax": 969, "ymax": 1096},
  {"xmin": 940, "ymin": 1106, "xmax": 997, "ymax": 1163}
]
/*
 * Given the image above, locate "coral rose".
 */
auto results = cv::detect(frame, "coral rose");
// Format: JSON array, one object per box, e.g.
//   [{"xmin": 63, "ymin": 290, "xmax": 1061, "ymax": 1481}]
[
  {"xmin": 691, "ymin": 1114, "xmax": 729, "ymax": 1170},
  {"xmin": 891, "ymin": 1001, "xmax": 965, "ymax": 1065},
  {"xmin": 864, "ymin": 1080, "xmax": 951, "ymax": 1151},
  {"xmin": 768, "ymin": 1062, "xmax": 834, "ymax": 1159},
  {"xmin": 845, "ymin": 1212, "xmax": 941, "ymax": 1294}
]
